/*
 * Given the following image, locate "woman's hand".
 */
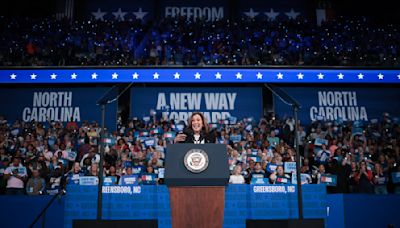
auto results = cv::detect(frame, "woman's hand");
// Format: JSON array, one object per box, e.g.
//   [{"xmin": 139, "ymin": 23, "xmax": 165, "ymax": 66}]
[{"xmin": 174, "ymin": 134, "xmax": 187, "ymax": 143}]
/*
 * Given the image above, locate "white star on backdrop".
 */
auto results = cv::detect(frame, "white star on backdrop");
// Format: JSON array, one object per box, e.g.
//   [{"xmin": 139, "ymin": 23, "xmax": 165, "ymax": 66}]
[
  {"xmin": 297, "ymin": 73, "xmax": 304, "ymax": 80},
  {"xmin": 277, "ymin": 73, "xmax": 283, "ymax": 79},
  {"xmin": 153, "ymin": 72, "xmax": 159, "ymax": 79},
  {"xmin": 71, "ymin": 73, "xmax": 77, "ymax": 80},
  {"xmin": 378, "ymin": 73, "xmax": 384, "ymax": 80},
  {"xmin": 50, "ymin": 73, "xmax": 57, "ymax": 80},
  {"xmin": 112, "ymin": 8, "xmax": 127, "ymax": 21},
  {"xmin": 133, "ymin": 8, "xmax": 148, "ymax": 20},
  {"xmin": 338, "ymin": 73, "xmax": 344, "ymax": 80},
  {"xmin": 92, "ymin": 8, "xmax": 107, "ymax": 21},
  {"xmin": 194, "ymin": 72, "xmax": 201, "ymax": 79},
  {"xmin": 215, "ymin": 72, "xmax": 222, "ymax": 80},
  {"xmin": 357, "ymin": 73, "xmax": 364, "ymax": 80},
  {"xmin": 112, "ymin": 73, "xmax": 118, "ymax": 79},
  {"xmin": 91, "ymin": 73, "xmax": 98, "ymax": 79},
  {"xmin": 30, "ymin": 73, "xmax": 37, "ymax": 80},
  {"xmin": 10, "ymin": 74, "xmax": 17, "ymax": 80},
  {"xmin": 265, "ymin": 8, "xmax": 279, "ymax": 20},
  {"xmin": 236, "ymin": 72, "xmax": 242, "ymax": 79},
  {"xmin": 244, "ymin": 8, "xmax": 259, "ymax": 18},
  {"xmin": 132, "ymin": 73, "xmax": 139, "ymax": 79},
  {"xmin": 398, "ymin": 74, "xmax": 400, "ymax": 80},
  {"xmin": 256, "ymin": 72, "xmax": 263, "ymax": 79},
  {"xmin": 317, "ymin": 73, "xmax": 324, "ymax": 80},
  {"xmin": 285, "ymin": 8, "xmax": 300, "ymax": 19},
  {"xmin": 174, "ymin": 72, "xmax": 180, "ymax": 79}
]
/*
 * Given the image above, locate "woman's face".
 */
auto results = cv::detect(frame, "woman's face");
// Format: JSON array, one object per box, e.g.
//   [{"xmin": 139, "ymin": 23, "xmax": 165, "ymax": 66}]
[{"xmin": 191, "ymin": 114, "xmax": 203, "ymax": 133}]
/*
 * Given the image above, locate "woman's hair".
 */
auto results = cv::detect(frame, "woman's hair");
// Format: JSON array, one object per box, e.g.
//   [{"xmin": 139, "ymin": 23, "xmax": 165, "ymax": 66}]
[
  {"xmin": 187, "ymin": 112, "xmax": 209, "ymax": 134},
  {"xmin": 233, "ymin": 165, "xmax": 242, "ymax": 175}
]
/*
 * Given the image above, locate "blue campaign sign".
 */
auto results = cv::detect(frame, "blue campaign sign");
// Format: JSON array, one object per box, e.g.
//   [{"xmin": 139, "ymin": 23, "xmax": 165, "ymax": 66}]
[
  {"xmin": 120, "ymin": 175, "xmax": 140, "ymax": 185},
  {"xmin": 274, "ymin": 87, "xmax": 400, "ymax": 124},
  {"xmin": 131, "ymin": 87, "xmax": 262, "ymax": 124},
  {"xmin": 141, "ymin": 174, "xmax": 158, "ymax": 185},
  {"xmin": 0, "ymin": 87, "xmax": 117, "ymax": 131},
  {"xmin": 79, "ymin": 176, "xmax": 99, "ymax": 186},
  {"xmin": 160, "ymin": 0, "xmax": 228, "ymax": 21},
  {"xmin": 284, "ymin": 162, "xmax": 297, "ymax": 173},
  {"xmin": 320, "ymin": 174, "xmax": 337, "ymax": 186},
  {"xmin": 391, "ymin": 172, "xmax": 400, "ymax": 184},
  {"xmin": 103, "ymin": 176, "xmax": 118, "ymax": 186},
  {"xmin": 251, "ymin": 178, "xmax": 269, "ymax": 185},
  {"xmin": 267, "ymin": 163, "xmax": 278, "ymax": 173}
]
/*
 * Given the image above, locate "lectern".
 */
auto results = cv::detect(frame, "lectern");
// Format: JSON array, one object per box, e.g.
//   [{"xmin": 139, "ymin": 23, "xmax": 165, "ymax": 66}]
[{"xmin": 165, "ymin": 144, "xmax": 229, "ymax": 228}]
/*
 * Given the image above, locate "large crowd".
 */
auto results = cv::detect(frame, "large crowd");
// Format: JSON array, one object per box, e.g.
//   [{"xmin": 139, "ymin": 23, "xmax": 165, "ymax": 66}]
[
  {"xmin": 1, "ymin": 16, "xmax": 399, "ymax": 66},
  {"xmin": 0, "ymin": 112, "xmax": 399, "ymax": 195}
]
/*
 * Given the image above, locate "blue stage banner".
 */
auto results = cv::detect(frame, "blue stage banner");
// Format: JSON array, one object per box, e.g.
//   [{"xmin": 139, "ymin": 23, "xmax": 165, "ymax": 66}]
[
  {"xmin": 81, "ymin": 0, "xmax": 154, "ymax": 21},
  {"xmin": 160, "ymin": 0, "xmax": 228, "ymax": 21},
  {"xmin": 64, "ymin": 184, "xmax": 326, "ymax": 228},
  {"xmin": 0, "ymin": 87, "xmax": 117, "ymax": 131},
  {"xmin": 237, "ymin": 0, "xmax": 312, "ymax": 20},
  {"xmin": 1, "ymin": 68, "xmax": 399, "ymax": 84},
  {"xmin": 274, "ymin": 87, "xmax": 400, "ymax": 124},
  {"xmin": 130, "ymin": 87, "xmax": 262, "ymax": 124}
]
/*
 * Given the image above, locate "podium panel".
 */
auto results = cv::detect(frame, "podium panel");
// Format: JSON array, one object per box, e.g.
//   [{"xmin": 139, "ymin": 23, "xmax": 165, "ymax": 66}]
[
  {"xmin": 170, "ymin": 187, "xmax": 224, "ymax": 228},
  {"xmin": 165, "ymin": 144, "xmax": 229, "ymax": 186}
]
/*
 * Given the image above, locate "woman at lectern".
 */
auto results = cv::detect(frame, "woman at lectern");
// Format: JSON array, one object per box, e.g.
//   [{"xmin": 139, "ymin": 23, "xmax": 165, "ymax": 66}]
[{"xmin": 174, "ymin": 112, "xmax": 216, "ymax": 144}]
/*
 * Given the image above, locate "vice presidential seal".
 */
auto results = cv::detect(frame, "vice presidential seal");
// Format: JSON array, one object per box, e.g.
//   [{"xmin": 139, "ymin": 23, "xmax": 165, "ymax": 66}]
[{"xmin": 184, "ymin": 149, "xmax": 209, "ymax": 173}]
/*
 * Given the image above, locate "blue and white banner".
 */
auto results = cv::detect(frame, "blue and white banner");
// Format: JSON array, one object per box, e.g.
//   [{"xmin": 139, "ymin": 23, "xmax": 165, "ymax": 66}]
[
  {"xmin": 0, "ymin": 87, "xmax": 117, "ymax": 131},
  {"xmin": 131, "ymin": 87, "xmax": 262, "ymax": 124},
  {"xmin": 1, "ymin": 68, "xmax": 399, "ymax": 84},
  {"xmin": 274, "ymin": 87, "xmax": 400, "ymax": 124}
]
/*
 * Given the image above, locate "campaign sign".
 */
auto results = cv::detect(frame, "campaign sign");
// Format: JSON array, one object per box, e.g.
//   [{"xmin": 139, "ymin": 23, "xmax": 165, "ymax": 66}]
[
  {"xmin": 320, "ymin": 174, "xmax": 337, "ymax": 186},
  {"xmin": 163, "ymin": 132, "xmax": 176, "ymax": 139},
  {"xmin": 0, "ymin": 87, "xmax": 117, "ymax": 131},
  {"xmin": 131, "ymin": 87, "xmax": 262, "ymax": 124},
  {"xmin": 79, "ymin": 176, "xmax": 99, "ymax": 186},
  {"xmin": 68, "ymin": 173, "xmax": 83, "ymax": 185},
  {"xmin": 66, "ymin": 151, "xmax": 77, "ymax": 161},
  {"xmin": 249, "ymin": 156, "xmax": 261, "ymax": 162},
  {"xmin": 267, "ymin": 163, "xmax": 278, "ymax": 173},
  {"xmin": 284, "ymin": 162, "xmax": 297, "ymax": 173},
  {"xmin": 291, "ymin": 173, "xmax": 312, "ymax": 184},
  {"xmin": 275, "ymin": 177, "xmax": 290, "ymax": 184},
  {"xmin": 120, "ymin": 175, "xmax": 139, "ymax": 185},
  {"xmin": 141, "ymin": 174, "xmax": 158, "ymax": 185},
  {"xmin": 103, "ymin": 176, "xmax": 117, "ymax": 186},
  {"xmin": 158, "ymin": 168, "xmax": 165, "ymax": 179},
  {"xmin": 251, "ymin": 178, "xmax": 269, "ymax": 185},
  {"xmin": 392, "ymin": 172, "xmax": 400, "ymax": 184},
  {"xmin": 314, "ymin": 138, "xmax": 328, "ymax": 146}
]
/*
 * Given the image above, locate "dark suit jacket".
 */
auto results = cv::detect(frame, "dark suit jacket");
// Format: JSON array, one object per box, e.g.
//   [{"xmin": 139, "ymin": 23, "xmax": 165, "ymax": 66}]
[{"xmin": 181, "ymin": 127, "xmax": 216, "ymax": 144}]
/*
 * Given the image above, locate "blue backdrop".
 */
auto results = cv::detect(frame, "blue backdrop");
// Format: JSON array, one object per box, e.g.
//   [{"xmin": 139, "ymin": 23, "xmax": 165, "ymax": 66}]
[
  {"xmin": 130, "ymin": 87, "xmax": 262, "ymax": 124},
  {"xmin": 274, "ymin": 87, "xmax": 400, "ymax": 124},
  {"xmin": 0, "ymin": 87, "xmax": 118, "ymax": 131}
]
